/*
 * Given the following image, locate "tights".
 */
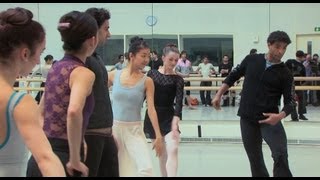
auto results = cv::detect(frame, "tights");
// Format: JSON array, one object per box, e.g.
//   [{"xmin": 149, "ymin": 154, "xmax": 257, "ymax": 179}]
[{"xmin": 153, "ymin": 131, "xmax": 180, "ymax": 177}]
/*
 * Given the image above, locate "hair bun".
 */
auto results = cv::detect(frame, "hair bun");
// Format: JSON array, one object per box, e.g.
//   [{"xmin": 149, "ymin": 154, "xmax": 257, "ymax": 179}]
[
  {"xmin": 166, "ymin": 43, "xmax": 177, "ymax": 48},
  {"xmin": 0, "ymin": 7, "xmax": 33, "ymax": 26},
  {"xmin": 130, "ymin": 36, "xmax": 143, "ymax": 44}
]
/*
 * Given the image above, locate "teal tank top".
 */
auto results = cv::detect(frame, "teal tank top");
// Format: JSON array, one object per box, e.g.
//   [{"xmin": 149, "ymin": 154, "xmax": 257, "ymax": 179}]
[
  {"xmin": 112, "ymin": 70, "xmax": 147, "ymax": 122},
  {"xmin": 0, "ymin": 92, "xmax": 29, "ymax": 164}
]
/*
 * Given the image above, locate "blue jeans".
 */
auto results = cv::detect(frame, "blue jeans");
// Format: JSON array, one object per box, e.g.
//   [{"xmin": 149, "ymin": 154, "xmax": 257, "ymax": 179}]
[{"xmin": 240, "ymin": 118, "xmax": 292, "ymax": 177}]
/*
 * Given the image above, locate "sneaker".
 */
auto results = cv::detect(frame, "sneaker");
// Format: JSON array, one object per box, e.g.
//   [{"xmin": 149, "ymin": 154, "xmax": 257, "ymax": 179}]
[
  {"xmin": 299, "ymin": 115, "xmax": 308, "ymax": 120},
  {"xmin": 291, "ymin": 119, "xmax": 299, "ymax": 122}
]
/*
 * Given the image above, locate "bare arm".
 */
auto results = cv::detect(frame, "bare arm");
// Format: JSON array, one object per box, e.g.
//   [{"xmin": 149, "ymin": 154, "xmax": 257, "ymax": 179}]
[
  {"xmin": 109, "ymin": 62, "xmax": 119, "ymax": 72},
  {"xmin": 175, "ymin": 66, "xmax": 188, "ymax": 78},
  {"xmin": 175, "ymin": 70, "xmax": 187, "ymax": 77},
  {"xmin": 67, "ymin": 66, "xmax": 95, "ymax": 176},
  {"xmin": 210, "ymin": 64, "xmax": 216, "ymax": 74},
  {"xmin": 14, "ymin": 95, "xmax": 65, "ymax": 177},
  {"xmin": 107, "ymin": 70, "xmax": 116, "ymax": 88},
  {"xmin": 212, "ymin": 83, "xmax": 230, "ymax": 110},
  {"xmin": 38, "ymin": 92, "xmax": 45, "ymax": 128},
  {"xmin": 195, "ymin": 65, "xmax": 201, "ymax": 74},
  {"xmin": 109, "ymin": 66, "xmax": 115, "ymax": 71},
  {"xmin": 145, "ymin": 77, "xmax": 163, "ymax": 157},
  {"xmin": 172, "ymin": 77, "xmax": 184, "ymax": 131}
]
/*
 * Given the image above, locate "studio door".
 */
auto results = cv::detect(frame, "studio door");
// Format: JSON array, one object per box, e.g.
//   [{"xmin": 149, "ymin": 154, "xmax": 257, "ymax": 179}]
[{"xmin": 296, "ymin": 34, "xmax": 320, "ymax": 55}]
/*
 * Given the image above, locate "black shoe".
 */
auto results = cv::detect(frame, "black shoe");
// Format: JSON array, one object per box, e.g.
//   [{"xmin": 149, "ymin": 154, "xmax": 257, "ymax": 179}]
[
  {"xmin": 231, "ymin": 98, "xmax": 236, "ymax": 106},
  {"xmin": 299, "ymin": 115, "xmax": 308, "ymax": 120},
  {"xmin": 291, "ymin": 119, "xmax": 299, "ymax": 122}
]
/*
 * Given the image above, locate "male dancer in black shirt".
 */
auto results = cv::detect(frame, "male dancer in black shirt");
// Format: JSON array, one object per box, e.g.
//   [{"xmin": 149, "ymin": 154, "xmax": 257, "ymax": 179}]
[
  {"xmin": 212, "ymin": 30, "xmax": 294, "ymax": 177},
  {"xmin": 84, "ymin": 8, "xmax": 119, "ymax": 177}
]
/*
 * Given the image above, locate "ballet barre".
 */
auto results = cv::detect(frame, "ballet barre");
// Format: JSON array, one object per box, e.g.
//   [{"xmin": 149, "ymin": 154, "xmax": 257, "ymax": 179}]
[
  {"xmin": 15, "ymin": 76, "xmax": 320, "ymax": 86},
  {"xmin": 12, "ymin": 80, "xmax": 320, "ymax": 138},
  {"xmin": 13, "ymin": 87, "xmax": 44, "ymax": 91},
  {"xmin": 184, "ymin": 86, "xmax": 320, "ymax": 91},
  {"xmin": 16, "ymin": 78, "xmax": 46, "ymax": 82},
  {"xmin": 13, "ymin": 85, "xmax": 320, "ymax": 92},
  {"xmin": 183, "ymin": 76, "xmax": 320, "ymax": 82}
]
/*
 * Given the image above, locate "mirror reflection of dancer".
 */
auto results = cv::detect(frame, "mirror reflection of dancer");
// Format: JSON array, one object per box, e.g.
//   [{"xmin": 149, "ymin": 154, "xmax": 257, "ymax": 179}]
[
  {"xmin": 144, "ymin": 44, "xmax": 184, "ymax": 177},
  {"xmin": 0, "ymin": 7, "xmax": 65, "ymax": 177},
  {"xmin": 212, "ymin": 31, "xmax": 294, "ymax": 177},
  {"xmin": 108, "ymin": 36, "xmax": 164, "ymax": 177}
]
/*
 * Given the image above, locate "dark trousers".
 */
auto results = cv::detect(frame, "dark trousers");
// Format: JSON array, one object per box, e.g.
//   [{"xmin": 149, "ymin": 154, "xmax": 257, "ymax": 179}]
[
  {"xmin": 240, "ymin": 118, "xmax": 292, "ymax": 177},
  {"xmin": 308, "ymin": 80, "xmax": 320, "ymax": 105},
  {"xmin": 184, "ymin": 81, "xmax": 191, "ymax": 96},
  {"xmin": 184, "ymin": 81, "xmax": 191, "ymax": 105},
  {"xmin": 14, "ymin": 81, "xmax": 19, "ymax": 92},
  {"xmin": 14, "ymin": 81, "xmax": 19, "ymax": 87},
  {"xmin": 291, "ymin": 90, "xmax": 307, "ymax": 119},
  {"xmin": 35, "ymin": 82, "xmax": 45, "ymax": 104},
  {"xmin": 200, "ymin": 81, "xmax": 212, "ymax": 105},
  {"xmin": 84, "ymin": 134, "xmax": 119, "ymax": 177},
  {"xmin": 26, "ymin": 138, "xmax": 84, "ymax": 177}
]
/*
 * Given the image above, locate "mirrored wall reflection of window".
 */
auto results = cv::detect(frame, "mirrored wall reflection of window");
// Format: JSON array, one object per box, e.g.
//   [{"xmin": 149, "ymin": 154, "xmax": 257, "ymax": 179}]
[
  {"xmin": 96, "ymin": 35, "xmax": 124, "ymax": 65},
  {"xmin": 96, "ymin": 34, "xmax": 234, "ymax": 67},
  {"xmin": 147, "ymin": 37, "xmax": 178, "ymax": 57},
  {"xmin": 126, "ymin": 34, "xmax": 178, "ymax": 56},
  {"xmin": 180, "ymin": 35, "xmax": 234, "ymax": 66}
]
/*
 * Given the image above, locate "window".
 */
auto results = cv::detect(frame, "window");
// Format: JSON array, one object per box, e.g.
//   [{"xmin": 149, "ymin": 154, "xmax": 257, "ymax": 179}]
[
  {"xmin": 98, "ymin": 34, "xmax": 234, "ymax": 67},
  {"xmin": 126, "ymin": 34, "xmax": 178, "ymax": 57},
  {"xmin": 96, "ymin": 35, "xmax": 124, "ymax": 65},
  {"xmin": 148, "ymin": 35, "xmax": 179, "ymax": 57},
  {"xmin": 180, "ymin": 35, "xmax": 234, "ymax": 66}
]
